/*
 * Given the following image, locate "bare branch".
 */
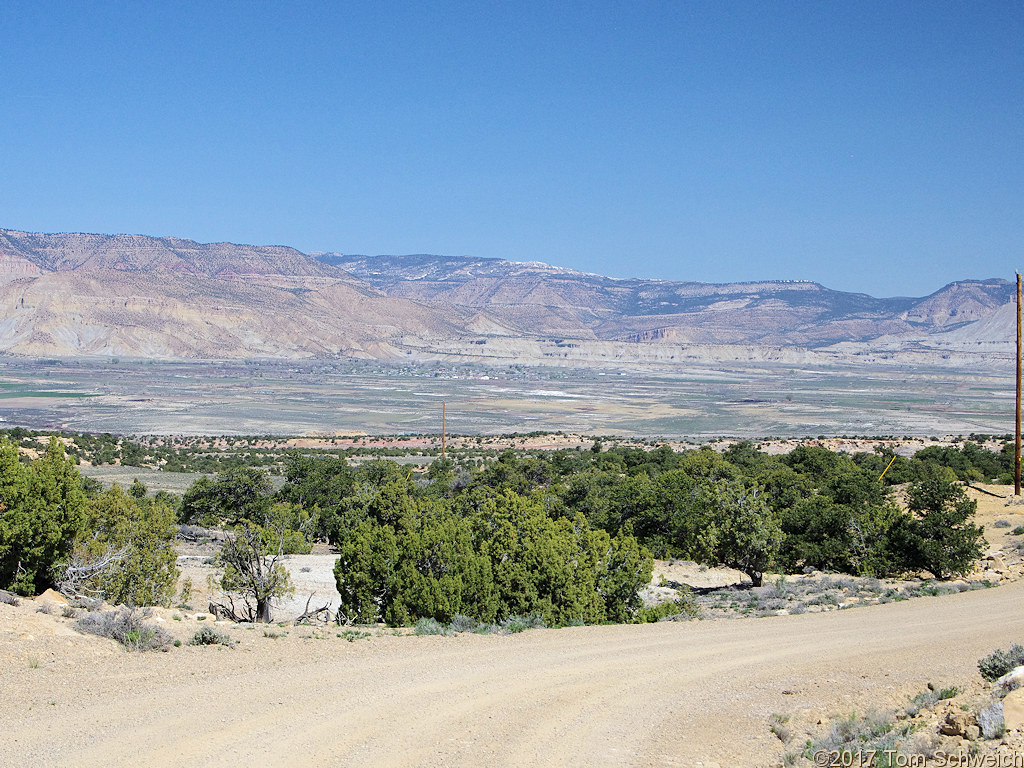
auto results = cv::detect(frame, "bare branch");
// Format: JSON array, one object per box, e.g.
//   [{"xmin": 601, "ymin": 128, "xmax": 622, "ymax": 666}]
[
  {"xmin": 53, "ymin": 543, "xmax": 132, "ymax": 601},
  {"xmin": 293, "ymin": 591, "xmax": 332, "ymax": 625}
]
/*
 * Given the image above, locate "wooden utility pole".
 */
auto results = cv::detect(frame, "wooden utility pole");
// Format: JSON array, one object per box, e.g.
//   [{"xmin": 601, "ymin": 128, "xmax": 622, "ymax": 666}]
[
  {"xmin": 1016, "ymin": 273, "xmax": 1021, "ymax": 496},
  {"xmin": 441, "ymin": 402, "xmax": 446, "ymax": 459}
]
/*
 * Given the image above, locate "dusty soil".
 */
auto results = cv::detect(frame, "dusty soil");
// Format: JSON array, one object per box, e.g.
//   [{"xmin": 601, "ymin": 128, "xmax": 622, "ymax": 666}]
[
  {"xmin": 4, "ymin": 582, "xmax": 1024, "ymax": 767},
  {"xmin": 2, "ymin": 485, "xmax": 1024, "ymax": 767}
]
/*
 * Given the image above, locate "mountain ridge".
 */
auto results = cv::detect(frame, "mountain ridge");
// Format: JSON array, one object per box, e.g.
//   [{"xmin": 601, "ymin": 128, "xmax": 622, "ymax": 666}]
[
  {"xmin": 0, "ymin": 228, "xmax": 1013, "ymax": 363},
  {"xmin": 320, "ymin": 251, "xmax": 1011, "ymax": 347}
]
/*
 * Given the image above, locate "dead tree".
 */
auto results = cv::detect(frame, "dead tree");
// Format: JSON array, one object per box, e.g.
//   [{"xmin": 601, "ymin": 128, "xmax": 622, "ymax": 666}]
[
  {"xmin": 53, "ymin": 543, "xmax": 132, "ymax": 602},
  {"xmin": 209, "ymin": 520, "xmax": 293, "ymax": 623},
  {"xmin": 293, "ymin": 592, "xmax": 332, "ymax": 626}
]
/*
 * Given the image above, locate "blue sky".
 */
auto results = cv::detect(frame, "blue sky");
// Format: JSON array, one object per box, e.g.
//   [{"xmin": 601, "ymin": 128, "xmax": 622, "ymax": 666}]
[{"xmin": 1, "ymin": 1, "xmax": 1020, "ymax": 297}]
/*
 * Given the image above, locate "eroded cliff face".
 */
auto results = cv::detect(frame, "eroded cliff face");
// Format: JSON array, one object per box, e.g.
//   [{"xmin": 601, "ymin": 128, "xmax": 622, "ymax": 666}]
[
  {"xmin": 0, "ymin": 232, "xmax": 466, "ymax": 359},
  {"xmin": 0, "ymin": 229, "xmax": 1013, "ymax": 365},
  {"xmin": 0, "ymin": 251, "xmax": 44, "ymax": 283},
  {"xmin": 0, "ymin": 229, "xmax": 343, "ymax": 277}
]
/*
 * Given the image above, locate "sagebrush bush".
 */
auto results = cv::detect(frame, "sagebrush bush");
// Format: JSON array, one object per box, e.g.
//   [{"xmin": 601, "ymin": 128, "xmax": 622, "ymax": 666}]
[
  {"xmin": 69, "ymin": 596, "xmax": 103, "ymax": 612},
  {"xmin": 76, "ymin": 607, "xmax": 171, "ymax": 651},
  {"xmin": 189, "ymin": 625, "xmax": 232, "ymax": 647},
  {"xmin": 978, "ymin": 702, "xmax": 1005, "ymax": 739},
  {"xmin": 791, "ymin": 682, "xmax": 971, "ymax": 768},
  {"xmin": 447, "ymin": 614, "xmax": 480, "ymax": 633},
  {"xmin": 413, "ymin": 617, "xmax": 450, "ymax": 636},
  {"xmin": 978, "ymin": 644, "xmax": 1024, "ymax": 682},
  {"xmin": 640, "ymin": 595, "xmax": 700, "ymax": 622},
  {"xmin": 906, "ymin": 688, "xmax": 939, "ymax": 716},
  {"xmin": 799, "ymin": 709, "xmax": 914, "ymax": 766},
  {"xmin": 499, "ymin": 614, "xmax": 547, "ymax": 634},
  {"xmin": 413, "ymin": 613, "xmax": 548, "ymax": 636}
]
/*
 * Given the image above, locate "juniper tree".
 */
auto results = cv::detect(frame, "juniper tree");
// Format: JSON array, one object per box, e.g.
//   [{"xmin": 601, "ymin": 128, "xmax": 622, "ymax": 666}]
[
  {"xmin": 0, "ymin": 438, "xmax": 86, "ymax": 595},
  {"xmin": 903, "ymin": 469, "xmax": 985, "ymax": 579},
  {"xmin": 67, "ymin": 484, "xmax": 179, "ymax": 606}
]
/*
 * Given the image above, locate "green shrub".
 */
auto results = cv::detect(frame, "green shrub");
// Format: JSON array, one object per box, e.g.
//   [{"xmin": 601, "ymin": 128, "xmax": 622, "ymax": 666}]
[
  {"xmin": 335, "ymin": 488, "xmax": 651, "ymax": 628},
  {"xmin": 978, "ymin": 644, "xmax": 1024, "ymax": 682},
  {"xmin": 177, "ymin": 577, "xmax": 193, "ymax": 609}
]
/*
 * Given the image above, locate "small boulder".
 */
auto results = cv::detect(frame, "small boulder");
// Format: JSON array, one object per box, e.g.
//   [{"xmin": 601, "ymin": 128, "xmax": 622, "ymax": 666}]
[
  {"xmin": 35, "ymin": 588, "xmax": 68, "ymax": 604},
  {"xmin": 1003, "ymin": 689, "xmax": 1024, "ymax": 732},
  {"xmin": 996, "ymin": 665, "xmax": 1024, "ymax": 692},
  {"xmin": 978, "ymin": 701, "xmax": 1005, "ymax": 739},
  {"xmin": 939, "ymin": 711, "xmax": 978, "ymax": 737}
]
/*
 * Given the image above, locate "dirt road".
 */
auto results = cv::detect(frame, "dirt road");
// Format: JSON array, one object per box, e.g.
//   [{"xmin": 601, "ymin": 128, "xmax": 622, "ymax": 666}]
[{"xmin": 3, "ymin": 576, "xmax": 1023, "ymax": 768}]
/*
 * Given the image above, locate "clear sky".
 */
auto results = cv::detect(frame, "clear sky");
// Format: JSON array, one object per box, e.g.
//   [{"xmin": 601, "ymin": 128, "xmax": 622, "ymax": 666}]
[{"xmin": 1, "ymin": 1, "xmax": 1020, "ymax": 297}]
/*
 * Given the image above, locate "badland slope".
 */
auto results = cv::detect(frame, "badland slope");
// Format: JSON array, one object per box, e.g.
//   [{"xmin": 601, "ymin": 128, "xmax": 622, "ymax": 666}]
[{"xmin": 0, "ymin": 229, "xmax": 1012, "ymax": 364}]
